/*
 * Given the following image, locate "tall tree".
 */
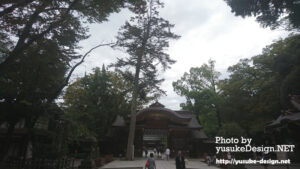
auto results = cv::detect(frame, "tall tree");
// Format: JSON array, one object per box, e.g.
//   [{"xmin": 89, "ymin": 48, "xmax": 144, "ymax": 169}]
[
  {"xmin": 173, "ymin": 59, "xmax": 221, "ymax": 136},
  {"xmin": 219, "ymin": 34, "xmax": 300, "ymax": 139},
  {"xmin": 0, "ymin": 0, "xmax": 143, "ymax": 160},
  {"xmin": 224, "ymin": 0, "xmax": 300, "ymax": 30},
  {"xmin": 112, "ymin": 0, "xmax": 179, "ymax": 160}
]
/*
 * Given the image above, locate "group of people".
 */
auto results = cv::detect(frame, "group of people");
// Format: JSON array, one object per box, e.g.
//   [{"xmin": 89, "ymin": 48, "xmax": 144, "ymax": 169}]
[
  {"xmin": 145, "ymin": 150, "xmax": 185, "ymax": 169},
  {"xmin": 144, "ymin": 147, "xmax": 170, "ymax": 160}
]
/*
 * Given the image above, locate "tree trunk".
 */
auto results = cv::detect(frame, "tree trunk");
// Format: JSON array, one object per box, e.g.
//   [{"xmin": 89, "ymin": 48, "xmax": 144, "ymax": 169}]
[
  {"xmin": 126, "ymin": 54, "xmax": 142, "ymax": 160},
  {"xmin": 125, "ymin": 1, "xmax": 153, "ymax": 160}
]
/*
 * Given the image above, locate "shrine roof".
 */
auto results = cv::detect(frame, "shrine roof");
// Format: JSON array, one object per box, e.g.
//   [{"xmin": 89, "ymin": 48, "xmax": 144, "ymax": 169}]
[
  {"xmin": 136, "ymin": 107, "xmax": 191, "ymax": 120},
  {"xmin": 112, "ymin": 102, "xmax": 203, "ymax": 129},
  {"xmin": 266, "ymin": 95, "xmax": 300, "ymax": 128},
  {"xmin": 266, "ymin": 112, "xmax": 300, "ymax": 128}
]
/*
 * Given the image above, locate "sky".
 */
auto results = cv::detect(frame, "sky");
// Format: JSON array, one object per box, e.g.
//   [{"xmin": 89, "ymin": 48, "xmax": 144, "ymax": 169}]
[{"xmin": 72, "ymin": 0, "xmax": 288, "ymax": 110}]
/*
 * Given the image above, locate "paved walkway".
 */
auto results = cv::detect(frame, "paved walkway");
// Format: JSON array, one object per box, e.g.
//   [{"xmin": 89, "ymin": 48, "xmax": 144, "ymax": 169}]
[
  {"xmin": 101, "ymin": 158, "xmax": 300, "ymax": 169},
  {"xmin": 101, "ymin": 158, "xmax": 218, "ymax": 169}
]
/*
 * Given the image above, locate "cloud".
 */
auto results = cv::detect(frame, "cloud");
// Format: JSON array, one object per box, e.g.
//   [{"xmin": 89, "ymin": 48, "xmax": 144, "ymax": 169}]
[{"xmin": 72, "ymin": 0, "xmax": 288, "ymax": 110}]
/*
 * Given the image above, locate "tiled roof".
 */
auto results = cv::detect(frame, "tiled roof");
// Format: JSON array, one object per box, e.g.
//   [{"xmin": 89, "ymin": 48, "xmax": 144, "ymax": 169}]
[
  {"xmin": 266, "ymin": 112, "xmax": 300, "ymax": 128},
  {"xmin": 112, "ymin": 102, "xmax": 203, "ymax": 129},
  {"xmin": 266, "ymin": 95, "xmax": 300, "ymax": 128},
  {"xmin": 136, "ymin": 107, "xmax": 191, "ymax": 121}
]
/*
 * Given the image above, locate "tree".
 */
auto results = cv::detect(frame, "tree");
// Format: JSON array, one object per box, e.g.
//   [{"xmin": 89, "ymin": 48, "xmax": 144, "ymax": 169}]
[
  {"xmin": 219, "ymin": 34, "xmax": 300, "ymax": 139},
  {"xmin": 224, "ymin": 0, "xmax": 300, "ymax": 30},
  {"xmin": 219, "ymin": 58, "xmax": 280, "ymax": 136},
  {"xmin": 172, "ymin": 59, "xmax": 221, "ymax": 136},
  {"xmin": 63, "ymin": 66, "xmax": 131, "ymax": 141},
  {"xmin": 0, "ymin": 38, "xmax": 73, "ymax": 159},
  {"xmin": 0, "ymin": 0, "xmax": 144, "ymax": 125},
  {"xmin": 112, "ymin": 0, "xmax": 179, "ymax": 160},
  {"xmin": 217, "ymin": 122, "xmax": 245, "ymax": 138},
  {"xmin": 0, "ymin": 41, "xmax": 113, "ymax": 160},
  {"xmin": 269, "ymin": 34, "xmax": 300, "ymax": 106},
  {"xmin": 0, "ymin": 0, "xmax": 143, "ymax": 159},
  {"xmin": 0, "ymin": 0, "xmax": 143, "ymax": 70}
]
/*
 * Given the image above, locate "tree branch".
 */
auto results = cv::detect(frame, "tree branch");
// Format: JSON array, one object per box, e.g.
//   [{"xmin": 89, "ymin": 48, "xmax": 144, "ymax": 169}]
[
  {"xmin": 64, "ymin": 42, "xmax": 115, "ymax": 85},
  {"xmin": 49, "ymin": 42, "xmax": 115, "ymax": 102},
  {"xmin": 0, "ymin": 0, "xmax": 80, "ymax": 70}
]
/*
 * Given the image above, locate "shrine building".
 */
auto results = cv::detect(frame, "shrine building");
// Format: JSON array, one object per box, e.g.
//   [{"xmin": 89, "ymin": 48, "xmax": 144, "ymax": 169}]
[{"xmin": 108, "ymin": 101, "xmax": 212, "ymax": 158}]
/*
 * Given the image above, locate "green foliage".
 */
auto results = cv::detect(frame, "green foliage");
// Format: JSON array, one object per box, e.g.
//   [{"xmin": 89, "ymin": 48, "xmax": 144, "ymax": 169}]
[
  {"xmin": 63, "ymin": 66, "xmax": 130, "ymax": 140},
  {"xmin": 219, "ymin": 56, "xmax": 280, "ymax": 135},
  {"xmin": 0, "ymin": 0, "xmax": 143, "ymax": 65},
  {"xmin": 113, "ymin": 0, "xmax": 180, "ymax": 101},
  {"xmin": 269, "ymin": 34, "xmax": 300, "ymax": 106},
  {"xmin": 225, "ymin": 0, "xmax": 300, "ymax": 30},
  {"xmin": 219, "ymin": 34, "xmax": 300, "ymax": 138},
  {"xmin": 199, "ymin": 107, "xmax": 219, "ymax": 137},
  {"xmin": 0, "ymin": 0, "xmax": 144, "ymax": 141},
  {"xmin": 112, "ymin": 0, "xmax": 179, "ymax": 159},
  {"xmin": 0, "ymin": 0, "xmax": 142, "ymax": 160},
  {"xmin": 173, "ymin": 60, "xmax": 221, "ymax": 136},
  {"xmin": 0, "ymin": 0, "xmax": 144, "ymax": 122},
  {"xmin": 172, "ymin": 34, "xmax": 300, "ymax": 140},
  {"xmin": 217, "ymin": 122, "xmax": 245, "ymax": 137},
  {"xmin": 0, "ymin": 40, "xmax": 68, "ymax": 127},
  {"xmin": 173, "ymin": 60, "xmax": 220, "ymax": 96}
]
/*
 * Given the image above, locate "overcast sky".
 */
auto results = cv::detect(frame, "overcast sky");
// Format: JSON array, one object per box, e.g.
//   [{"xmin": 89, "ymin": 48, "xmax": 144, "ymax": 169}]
[{"xmin": 73, "ymin": 0, "xmax": 288, "ymax": 110}]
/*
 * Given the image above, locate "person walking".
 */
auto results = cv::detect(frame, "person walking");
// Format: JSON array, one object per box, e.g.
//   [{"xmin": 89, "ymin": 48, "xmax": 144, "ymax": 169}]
[
  {"xmin": 153, "ymin": 147, "xmax": 157, "ymax": 156},
  {"xmin": 165, "ymin": 147, "xmax": 170, "ymax": 161},
  {"xmin": 157, "ymin": 147, "xmax": 161, "ymax": 158},
  {"xmin": 144, "ymin": 147, "xmax": 148, "ymax": 158},
  {"xmin": 175, "ymin": 150, "xmax": 185, "ymax": 169},
  {"xmin": 145, "ymin": 153, "xmax": 156, "ymax": 169}
]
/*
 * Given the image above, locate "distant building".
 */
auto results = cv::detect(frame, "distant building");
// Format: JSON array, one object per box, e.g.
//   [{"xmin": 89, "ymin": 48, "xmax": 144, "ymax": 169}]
[{"xmin": 109, "ymin": 101, "xmax": 212, "ymax": 158}]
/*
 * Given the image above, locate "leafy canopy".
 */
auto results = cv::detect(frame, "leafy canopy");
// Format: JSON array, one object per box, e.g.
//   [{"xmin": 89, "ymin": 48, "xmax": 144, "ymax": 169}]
[
  {"xmin": 173, "ymin": 59, "xmax": 221, "ymax": 136},
  {"xmin": 0, "ymin": 0, "xmax": 143, "ymax": 127},
  {"xmin": 112, "ymin": 0, "xmax": 179, "ymax": 159},
  {"xmin": 219, "ymin": 34, "xmax": 300, "ymax": 137},
  {"xmin": 113, "ymin": 0, "xmax": 180, "ymax": 99},
  {"xmin": 63, "ymin": 66, "xmax": 131, "ymax": 139},
  {"xmin": 225, "ymin": 0, "xmax": 300, "ymax": 30}
]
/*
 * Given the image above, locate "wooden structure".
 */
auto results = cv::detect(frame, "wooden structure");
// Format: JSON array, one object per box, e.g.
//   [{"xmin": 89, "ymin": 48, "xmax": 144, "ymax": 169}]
[
  {"xmin": 111, "ymin": 102, "xmax": 210, "ymax": 158},
  {"xmin": 265, "ymin": 95, "xmax": 300, "ymax": 162}
]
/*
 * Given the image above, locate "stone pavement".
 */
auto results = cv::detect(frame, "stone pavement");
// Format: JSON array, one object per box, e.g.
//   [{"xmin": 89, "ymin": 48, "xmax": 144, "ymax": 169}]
[
  {"xmin": 101, "ymin": 158, "xmax": 219, "ymax": 169},
  {"xmin": 245, "ymin": 165, "xmax": 300, "ymax": 169},
  {"xmin": 100, "ymin": 158, "xmax": 300, "ymax": 169}
]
